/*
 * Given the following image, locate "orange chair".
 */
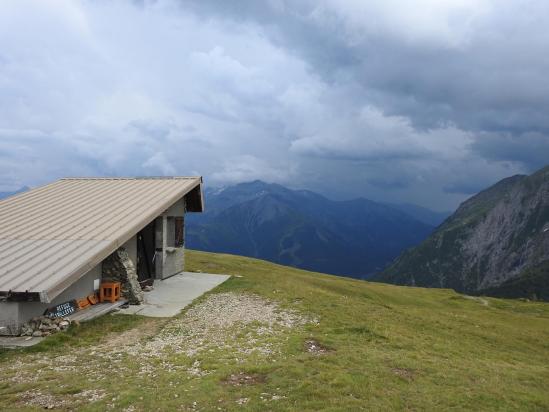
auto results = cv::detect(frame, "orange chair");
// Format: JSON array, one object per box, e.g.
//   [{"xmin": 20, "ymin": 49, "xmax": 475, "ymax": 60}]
[{"xmin": 99, "ymin": 282, "xmax": 121, "ymax": 303}]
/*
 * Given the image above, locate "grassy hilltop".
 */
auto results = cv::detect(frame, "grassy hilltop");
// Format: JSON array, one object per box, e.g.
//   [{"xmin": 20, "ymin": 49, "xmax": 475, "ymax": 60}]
[{"xmin": 1, "ymin": 250, "xmax": 549, "ymax": 411}]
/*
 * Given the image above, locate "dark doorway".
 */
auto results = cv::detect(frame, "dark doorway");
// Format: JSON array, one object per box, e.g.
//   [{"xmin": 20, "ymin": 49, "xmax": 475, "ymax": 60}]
[{"xmin": 137, "ymin": 220, "xmax": 156, "ymax": 284}]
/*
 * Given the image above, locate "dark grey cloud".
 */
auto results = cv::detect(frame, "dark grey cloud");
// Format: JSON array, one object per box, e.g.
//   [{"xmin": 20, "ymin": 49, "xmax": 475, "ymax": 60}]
[
  {"xmin": 0, "ymin": 0, "xmax": 547, "ymax": 210},
  {"xmin": 443, "ymin": 181, "xmax": 492, "ymax": 196},
  {"xmin": 184, "ymin": 1, "xmax": 549, "ymax": 136},
  {"xmin": 367, "ymin": 175, "xmax": 413, "ymax": 191},
  {"xmin": 471, "ymin": 132, "xmax": 549, "ymax": 171},
  {"xmin": 175, "ymin": 1, "xmax": 549, "ymax": 200}
]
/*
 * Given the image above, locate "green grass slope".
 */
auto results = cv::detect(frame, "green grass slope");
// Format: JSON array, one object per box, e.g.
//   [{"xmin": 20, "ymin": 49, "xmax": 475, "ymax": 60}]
[{"xmin": 1, "ymin": 250, "xmax": 549, "ymax": 411}]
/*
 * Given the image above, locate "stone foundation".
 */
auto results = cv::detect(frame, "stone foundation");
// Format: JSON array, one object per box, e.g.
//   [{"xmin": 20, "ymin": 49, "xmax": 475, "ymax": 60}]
[
  {"xmin": 20, "ymin": 316, "xmax": 72, "ymax": 337},
  {"xmin": 102, "ymin": 247, "xmax": 144, "ymax": 304}
]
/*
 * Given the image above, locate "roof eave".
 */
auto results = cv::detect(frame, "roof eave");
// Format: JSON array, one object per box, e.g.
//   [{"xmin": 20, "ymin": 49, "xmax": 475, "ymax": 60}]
[{"xmin": 185, "ymin": 177, "xmax": 205, "ymax": 212}]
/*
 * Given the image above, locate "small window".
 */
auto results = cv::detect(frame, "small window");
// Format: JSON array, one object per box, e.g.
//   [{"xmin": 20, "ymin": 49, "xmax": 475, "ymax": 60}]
[{"xmin": 174, "ymin": 216, "xmax": 184, "ymax": 247}]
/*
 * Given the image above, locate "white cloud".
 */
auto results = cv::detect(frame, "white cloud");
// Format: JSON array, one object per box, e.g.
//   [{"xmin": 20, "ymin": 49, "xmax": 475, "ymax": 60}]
[
  {"xmin": 211, "ymin": 154, "xmax": 294, "ymax": 184},
  {"xmin": 142, "ymin": 152, "xmax": 176, "ymax": 176},
  {"xmin": 315, "ymin": 0, "xmax": 492, "ymax": 47},
  {"xmin": 0, "ymin": 0, "xmax": 546, "ymax": 210},
  {"xmin": 290, "ymin": 105, "xmax": 473, "ymax": 161}
]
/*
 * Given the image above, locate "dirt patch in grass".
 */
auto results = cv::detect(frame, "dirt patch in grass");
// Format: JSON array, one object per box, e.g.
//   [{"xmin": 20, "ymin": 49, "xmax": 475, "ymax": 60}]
[
  {"xmin": 391, "ymin": 367, "xmax": 415, "ymax": 381},
  {"xmin": 74, "ymin": 389, "xmax": 107, "ymax": 402},
  {"xmin": 223, "ymin": 372, "xmax": 267, "ymax": 386},
  {"xmin": 305, "ymin": 339, "xmax": 332, "ymax": 355},
  {"xmin": 99, "ymin": 317, "xmax": 164, "ymax": 350},
  {"xmin": 19, "ymin": 389, "xmax": 66, "ymax": 409},
  {"xmin": 17, "ymin": 386, "xmax": 107, "ymax": 409}
]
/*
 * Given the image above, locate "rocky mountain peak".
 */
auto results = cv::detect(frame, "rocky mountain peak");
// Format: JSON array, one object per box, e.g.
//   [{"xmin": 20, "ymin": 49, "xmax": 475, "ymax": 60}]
[{"xmin": 377, "ymin": 165, "xmax": 549, "ymax": 300}]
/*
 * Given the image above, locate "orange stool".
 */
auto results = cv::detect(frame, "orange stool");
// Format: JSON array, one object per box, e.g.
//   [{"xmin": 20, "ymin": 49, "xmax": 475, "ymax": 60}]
[{"xmin": 99, "ymin": 282, "xmax": 121, "ymax": 303}]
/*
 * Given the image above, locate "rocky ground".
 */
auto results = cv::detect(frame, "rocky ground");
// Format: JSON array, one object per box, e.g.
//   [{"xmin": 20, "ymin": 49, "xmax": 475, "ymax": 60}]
[
  {"xmin": 19, "ymin": 316, "xmax": 72, "ymax": 337},
  {"xmin": 1, "ymin": 292, "xmax": 317, "ymax": 410}
]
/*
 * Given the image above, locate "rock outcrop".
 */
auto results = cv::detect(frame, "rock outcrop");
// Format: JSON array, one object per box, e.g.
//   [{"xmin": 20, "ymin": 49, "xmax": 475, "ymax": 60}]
[{"xmin": 102, "ymin": 247, "xmax": 144, "ymax": 304}]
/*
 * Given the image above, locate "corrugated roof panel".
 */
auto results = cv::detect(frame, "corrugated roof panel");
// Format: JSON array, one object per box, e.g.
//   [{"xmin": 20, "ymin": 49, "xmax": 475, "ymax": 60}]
[{"xmin": 0, "ymin": 177, "xmax": 203, "ymax": 301}]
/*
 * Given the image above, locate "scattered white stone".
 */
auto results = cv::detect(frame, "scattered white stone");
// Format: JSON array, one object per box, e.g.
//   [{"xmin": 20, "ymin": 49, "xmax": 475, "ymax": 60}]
[
  {"xmin": 19, "ymin": 390, "xmax": 65, "ymax": 409},
  {"xmin": 3, "ymin": 291, "xmax": 314, "ymax": 407},
  {"xmin": 75, "ymin": 389, "xmax": 106, "ymax": 402},
  {"xmin": 118, "ymin": 292, "xmax": 316, "ymax": 360},
  {"xmin": 236, "ymin": 397, "xmax": 249, "ymax": 405}
]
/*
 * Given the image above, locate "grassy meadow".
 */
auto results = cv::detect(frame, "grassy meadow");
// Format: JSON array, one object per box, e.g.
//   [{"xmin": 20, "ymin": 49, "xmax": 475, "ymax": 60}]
[{"xmin": 1, "ymin": 250, "xmax": 548, "ymax": 411}]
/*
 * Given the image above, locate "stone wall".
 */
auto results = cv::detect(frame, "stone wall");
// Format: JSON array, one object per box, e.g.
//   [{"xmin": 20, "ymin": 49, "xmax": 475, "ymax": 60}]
[{"xmin": 102, "ymin": 247, "xmax": 144, "ymax": 304}]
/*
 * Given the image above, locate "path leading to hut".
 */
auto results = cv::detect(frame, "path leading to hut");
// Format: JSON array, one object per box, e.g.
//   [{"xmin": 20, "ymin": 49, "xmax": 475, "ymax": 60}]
[
  {"xmin": 0, "ymin": 272, "xmax": 229, "ymax": 349},
  {"xmin": 117, "ymin": 272, "xmax": 231, "ymax": 317}
]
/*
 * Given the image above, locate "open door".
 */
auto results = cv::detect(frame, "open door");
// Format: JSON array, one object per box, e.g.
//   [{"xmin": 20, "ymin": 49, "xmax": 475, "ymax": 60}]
[{"xmin": 137, "ymin": 220, "xmax": 156, "ymax": 285}]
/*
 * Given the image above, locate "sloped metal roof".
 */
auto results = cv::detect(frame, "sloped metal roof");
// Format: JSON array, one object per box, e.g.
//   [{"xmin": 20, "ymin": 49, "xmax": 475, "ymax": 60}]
[{"xmin": 0, "ymin": 177, "xmax": 203, "ymax": 302}]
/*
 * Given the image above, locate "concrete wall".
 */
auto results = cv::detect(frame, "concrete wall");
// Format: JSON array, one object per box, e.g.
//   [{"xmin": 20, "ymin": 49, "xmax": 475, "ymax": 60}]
[
  {"xmin": 0, "ymin": 263, "xmax": 102, "ymax": 334},
  {"xmin": 155, "ymin": 197, "xmax": 186, "ymax": 279},
  {"xmin": 165, "ymin": 198, "xmax": 185, "ymax": 216},
  {"xmin": 0, "ymin": 302, "xmax": 21, "ymax": 335},
  {"xmin": 19, "ymin": 263, "xmax": 102, "ymax": 324},
  {"xmin": 163, "ymin": 247, "xmax": 185, "ymax": 278}
]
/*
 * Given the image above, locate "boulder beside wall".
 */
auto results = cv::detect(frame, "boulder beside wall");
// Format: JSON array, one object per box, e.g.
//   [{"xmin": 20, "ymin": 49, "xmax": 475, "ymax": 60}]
[{"xmin": 102, "ymin": 247, "xmax": 144, "ymax": 304}]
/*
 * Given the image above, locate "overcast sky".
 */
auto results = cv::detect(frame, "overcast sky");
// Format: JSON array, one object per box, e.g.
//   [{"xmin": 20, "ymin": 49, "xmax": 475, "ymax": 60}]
[{"xmin": 1, "ymin": 0, "xmax": 548, "ymax": 210}]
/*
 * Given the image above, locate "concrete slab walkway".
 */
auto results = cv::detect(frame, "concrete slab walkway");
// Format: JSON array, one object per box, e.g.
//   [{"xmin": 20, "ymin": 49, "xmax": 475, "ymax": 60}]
[
  {"xmin": 117, "ymin": 272, "xmax": 230, "ymax": 317},
  {"xmin": 0, "ymin": 335, "xmax": 44, "ymax": 348},
  {"xmin": 68, "ymin": 300, "xmax": 128, "ymax": 322}
]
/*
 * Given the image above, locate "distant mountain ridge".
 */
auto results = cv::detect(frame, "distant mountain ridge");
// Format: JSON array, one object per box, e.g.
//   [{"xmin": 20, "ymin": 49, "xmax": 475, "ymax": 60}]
[
  {"xmin": 186, "ymin": 180, "xmax": 434, "ymax": 278},
  {"xmin": 377, "ymin": 165, "xmax": 549, "ymax": 300}
]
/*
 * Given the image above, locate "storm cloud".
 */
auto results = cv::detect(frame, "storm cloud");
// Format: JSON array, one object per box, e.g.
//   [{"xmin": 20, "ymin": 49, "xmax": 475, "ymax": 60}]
[{"xmin": 0, "ymin": 0, "xmax": 547, "ymax": 210}]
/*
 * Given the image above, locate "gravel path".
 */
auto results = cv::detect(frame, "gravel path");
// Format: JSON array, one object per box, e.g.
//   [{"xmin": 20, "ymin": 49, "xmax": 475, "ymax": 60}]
[
  {"xmin": 123, "ymin": 292, "xmax": 315, "ymax": 358},
  {"xmin": 3, "ymin": 292, "xmax": 317, "ymax": 409}
]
